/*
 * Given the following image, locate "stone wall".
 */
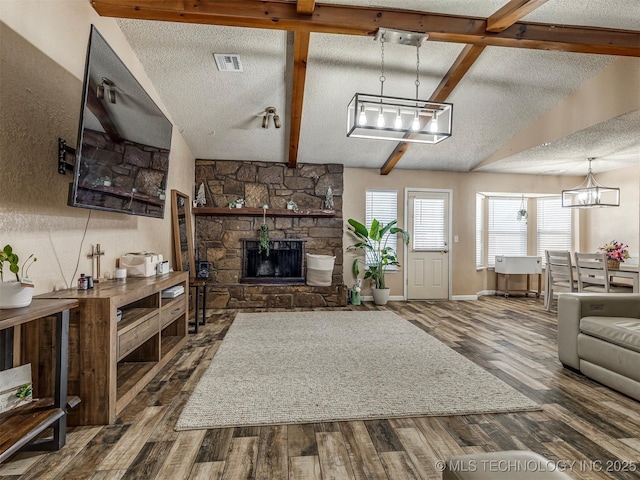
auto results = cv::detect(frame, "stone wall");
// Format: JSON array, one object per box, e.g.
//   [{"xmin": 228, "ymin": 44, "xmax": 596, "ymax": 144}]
[{"xmin": 194, "ymin": 160, "xmax": 346, "ymax": 308}]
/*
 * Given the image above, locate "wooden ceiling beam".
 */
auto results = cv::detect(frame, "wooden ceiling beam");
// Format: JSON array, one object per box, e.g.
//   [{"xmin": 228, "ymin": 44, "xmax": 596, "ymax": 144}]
[
  {"xmin": 378, "ymin": 0, "xmax": 548, "ymax": 175},
  {"xmin": 288, "ymin": 31, "xmax": 310, "ymax": 169},
  {"xmin": 297, "ymin": 0, "xmax": 316, "ymax": 16},
  {"xmin": 487, "ymin": 0, "xmax": 549, "ymax": 33},
  {"xmin": 379, "ymin": 45, "xmax": 486, "ymax": 175},
  {"xmin": 91, "ymin": 0, "xmax": 640, "ymax": 57},
  {"xmin": 430, "ymin": 44, "xmax": 486, "ymax": 103}
]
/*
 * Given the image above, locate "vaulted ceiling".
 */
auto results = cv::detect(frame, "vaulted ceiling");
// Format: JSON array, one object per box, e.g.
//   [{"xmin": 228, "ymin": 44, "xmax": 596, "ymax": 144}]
[{"xmin": 92, "ymin": 0, "xmax": 640, "ymax": 177}]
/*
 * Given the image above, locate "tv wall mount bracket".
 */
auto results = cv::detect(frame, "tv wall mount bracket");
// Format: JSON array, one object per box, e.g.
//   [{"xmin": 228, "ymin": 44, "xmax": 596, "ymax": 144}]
[{"xmin": 57, "ymin": 138, "xmax": 76, "ymax": 174}]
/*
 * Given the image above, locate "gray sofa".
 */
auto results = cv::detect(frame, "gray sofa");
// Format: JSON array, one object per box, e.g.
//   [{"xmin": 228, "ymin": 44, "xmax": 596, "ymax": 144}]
[{"xmin": 557, "ymin": 293, "xmax": 640, "ymax": 400}]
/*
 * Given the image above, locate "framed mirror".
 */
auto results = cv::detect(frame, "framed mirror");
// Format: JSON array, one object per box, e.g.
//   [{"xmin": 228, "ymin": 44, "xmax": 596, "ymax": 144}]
[{"xmin": 171, "ymin": 189, "xmax": 195, "ymax": 274}]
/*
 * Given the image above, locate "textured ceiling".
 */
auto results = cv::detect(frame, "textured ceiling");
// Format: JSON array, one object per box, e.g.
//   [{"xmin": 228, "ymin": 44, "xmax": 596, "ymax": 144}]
[{"xmin": 115, "ymin": 0, "xmax": 640, "ymax": 176}]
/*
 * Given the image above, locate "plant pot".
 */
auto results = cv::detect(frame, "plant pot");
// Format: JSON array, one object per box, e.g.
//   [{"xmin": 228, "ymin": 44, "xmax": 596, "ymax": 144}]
[
  {"xmin": 0, "ymin": 281, "xmax": 34, "ymax": 309},
  {"xmin": 607, "ymin": 259, "xmax": 620, "ymax": 270},
  {"xmin": 371, "ymin": 287, "xmax": 390, "ymax": 306},
  {"xmin": 350, "ymin": 290, "xmax": 361, "ymax": 306},
  {"xmin": 235, "ymin": 204, "xmax": 243, "ymax": 208}
]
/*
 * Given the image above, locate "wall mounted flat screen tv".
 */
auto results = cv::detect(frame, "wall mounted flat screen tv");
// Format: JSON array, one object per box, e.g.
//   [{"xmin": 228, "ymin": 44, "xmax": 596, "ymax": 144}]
[{"xmin": 69, "ymin": 26, "xmax": 172, "ymax": 219}]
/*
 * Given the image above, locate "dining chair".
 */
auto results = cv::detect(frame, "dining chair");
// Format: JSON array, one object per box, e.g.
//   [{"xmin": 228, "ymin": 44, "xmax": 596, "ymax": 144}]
[
  {"xmin": 545, "ymin": 250, "xmax": 577, "ymax": 311},
  {"xmin": 574, "ymin": 252, "xmax": 633, "ymax": 293}
]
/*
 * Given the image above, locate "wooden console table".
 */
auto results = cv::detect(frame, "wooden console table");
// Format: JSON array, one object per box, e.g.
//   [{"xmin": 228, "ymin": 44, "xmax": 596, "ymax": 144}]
[
  {"xmin": 0, "ymin": 299, "xmax": 79, "ymax": 463},
  {"xmin": 33, "ymin": 272, "xmax": 188, "ymax": 425}
]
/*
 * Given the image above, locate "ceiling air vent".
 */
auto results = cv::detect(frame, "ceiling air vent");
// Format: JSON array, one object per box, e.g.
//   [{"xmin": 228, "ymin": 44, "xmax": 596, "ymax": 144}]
[{"xmin": 214, "ymin": 54, "xmax": 243, "ymax": 72}]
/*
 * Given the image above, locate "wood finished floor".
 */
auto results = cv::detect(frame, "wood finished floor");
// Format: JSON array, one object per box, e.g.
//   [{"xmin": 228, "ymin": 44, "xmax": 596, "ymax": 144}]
[{"xmin": 1, "ymin": 296, "xmax": 639, "ymax": 479}]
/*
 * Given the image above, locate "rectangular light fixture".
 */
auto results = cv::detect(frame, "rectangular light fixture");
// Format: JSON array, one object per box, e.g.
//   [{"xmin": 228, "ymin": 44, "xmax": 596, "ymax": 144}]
[
  {"xmin": 347, "ymin": 93, "xmax": 453, "ymax": 144},
  {"xmin": 561, "ymin": 158, "xmax": 620, "ymax": 208},
  {"xmin": 561, "ymin": 185, "xmax": 620, "ymax": 208}
]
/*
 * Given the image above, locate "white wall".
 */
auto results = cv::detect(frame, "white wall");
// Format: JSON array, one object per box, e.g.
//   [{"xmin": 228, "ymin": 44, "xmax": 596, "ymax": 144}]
[{"xmin": 0, "ymin": 1, "xmax": 195, "ymax": 294}]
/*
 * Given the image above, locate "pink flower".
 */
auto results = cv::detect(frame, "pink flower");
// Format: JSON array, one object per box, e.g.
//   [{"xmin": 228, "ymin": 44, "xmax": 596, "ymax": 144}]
[{"xmin": 598, "ymin": 240, "xmax": 630, "ymax": 262}]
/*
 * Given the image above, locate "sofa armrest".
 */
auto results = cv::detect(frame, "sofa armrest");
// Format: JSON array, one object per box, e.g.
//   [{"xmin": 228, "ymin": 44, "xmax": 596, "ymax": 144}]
[{"xmin": 557, "ymin": 293, "xmax": 640, "ymax": 369}]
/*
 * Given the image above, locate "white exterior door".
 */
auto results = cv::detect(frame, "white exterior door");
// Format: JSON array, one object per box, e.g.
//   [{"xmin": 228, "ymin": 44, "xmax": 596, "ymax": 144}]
[{"xmin": 407, "ymin": 191, "xmax": 450, "ymax": 300}]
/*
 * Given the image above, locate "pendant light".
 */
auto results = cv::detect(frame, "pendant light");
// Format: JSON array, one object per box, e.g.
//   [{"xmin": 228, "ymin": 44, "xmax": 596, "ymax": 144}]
[
  {"xmin": 562, "ymin": 158, "xmax": 620, "ymax": 208},
  {"xmin": 346, "ymin": 28, "xmax": 453, "ymax": 144}
]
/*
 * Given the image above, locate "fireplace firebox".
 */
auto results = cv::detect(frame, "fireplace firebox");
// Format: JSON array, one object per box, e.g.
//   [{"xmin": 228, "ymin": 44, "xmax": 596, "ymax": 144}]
[{"xmin": 241, "ymin": 239, "xmax": 306, "ymax": 284}]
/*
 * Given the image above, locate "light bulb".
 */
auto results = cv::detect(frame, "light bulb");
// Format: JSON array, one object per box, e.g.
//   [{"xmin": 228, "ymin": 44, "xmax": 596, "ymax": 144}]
[
  {"xmin": 411, "ymin": 112, "xmax": 420, "ymax": 131},
  {"xmin": 376, "ymin": 108, "xmax": 385, "ymax": 128},
  {"xmin": 394, "ymin": 110, "xmax": 403, "ymax": 129},
  {"xmin": 358, "ymin": 104, "xmax": 367, "ymax": 126},
  {"xmin": 428, "ymin": 114, "xmax": 438, "ymax": 133}
]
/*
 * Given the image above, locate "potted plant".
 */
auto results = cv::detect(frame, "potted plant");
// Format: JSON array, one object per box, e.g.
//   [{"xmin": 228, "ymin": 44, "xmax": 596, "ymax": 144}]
[
  {"xmin": 0, "ymin": 245, "xmax": 37, "ymax": 309},
  {"xmin": 346, "ymin": 218, "xmax": 409, "ymax": 305},
  {"xmin": 228, "ymin": 198, "xmax": 245, "ymax": 209},
  {"xmin": 286, "ymin": 200, "xmax": 299, "ymax": 212}
]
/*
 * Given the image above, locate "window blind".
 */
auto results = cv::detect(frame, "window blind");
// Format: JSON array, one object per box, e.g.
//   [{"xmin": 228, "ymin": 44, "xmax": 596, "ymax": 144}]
[
  {"xmin": 413, "ymin": 197, "xmax": 445, "ymax": 250},
  {"xmin": 365, "ymin": 190, "xmax": 398, "ymax": 267},
  {"xmin": 488, "ymin": 197, "xmax": 527, "ymax": 267},
  {"xmin": 537, "ymin": 196, "xmax": 572, "ymax": 265}
]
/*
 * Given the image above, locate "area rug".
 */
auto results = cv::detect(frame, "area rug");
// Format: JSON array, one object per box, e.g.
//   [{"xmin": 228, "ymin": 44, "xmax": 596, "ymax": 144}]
[{"xmin": 175, "ymin": 311, "xmax": 538, "ymax": 430}]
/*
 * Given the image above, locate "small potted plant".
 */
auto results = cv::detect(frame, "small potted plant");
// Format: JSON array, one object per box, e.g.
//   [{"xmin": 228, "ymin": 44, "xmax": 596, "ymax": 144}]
[
  {"xmin": 158, "ymin": 188, "xmax": 166, "ymax": 200},
  {"xmin": 286, "ymin": 200, "xmax": 299, "ymax": 212},
  {"xmin": 228, "ymin": 198, "xmax": 245, "ymax": 209},
  {"xmin": 350, "ymin": 278, "xmax": 362, "ymax": 305},
  {"xmin": 0, "ymin": 245, "xmax": 37, "ymax": 309}
]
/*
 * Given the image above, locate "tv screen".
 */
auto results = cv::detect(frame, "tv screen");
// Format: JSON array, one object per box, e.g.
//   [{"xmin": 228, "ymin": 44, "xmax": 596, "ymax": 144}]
[{"xmin": 69, "ymin": 26, "xmax": 172, "ymax": 219}]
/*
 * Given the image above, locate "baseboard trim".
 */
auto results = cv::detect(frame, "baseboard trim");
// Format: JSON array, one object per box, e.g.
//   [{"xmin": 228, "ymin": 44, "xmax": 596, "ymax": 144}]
[
  {"xmin": 477, "ymin": 290, "xmax": 496, "ymax": 297},
  {"xmin": 361, "ymin": 295, "xmax": 405, "ymax": 302},
  {"xmin": 451, "ymin": 295, "xmax": 478, "ymax": 301}
]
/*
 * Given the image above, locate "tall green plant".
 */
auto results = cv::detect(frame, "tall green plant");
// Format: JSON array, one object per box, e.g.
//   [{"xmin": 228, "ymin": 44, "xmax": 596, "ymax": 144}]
[{"xmin": 346, "ymin": 218, "xmax": 409, "ymax": 289}]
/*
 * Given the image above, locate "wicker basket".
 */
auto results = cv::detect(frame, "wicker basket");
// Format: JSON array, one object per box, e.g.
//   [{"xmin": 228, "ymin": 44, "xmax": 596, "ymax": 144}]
[{"xmin": 607, "ymin": 259, "xmax": 620, "ymax": 270}]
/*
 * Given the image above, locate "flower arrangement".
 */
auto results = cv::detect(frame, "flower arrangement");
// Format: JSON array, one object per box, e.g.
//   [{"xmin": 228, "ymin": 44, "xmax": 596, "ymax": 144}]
[{"xmin": 599, "ymin": 240, "xmax": 630, "ymax": 262}]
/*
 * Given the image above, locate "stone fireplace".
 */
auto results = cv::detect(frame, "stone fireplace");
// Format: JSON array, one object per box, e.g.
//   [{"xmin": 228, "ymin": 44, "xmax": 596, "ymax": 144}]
[{"xmin": 194, "ymin": 160, "xmax": 347, "ymax": 308}]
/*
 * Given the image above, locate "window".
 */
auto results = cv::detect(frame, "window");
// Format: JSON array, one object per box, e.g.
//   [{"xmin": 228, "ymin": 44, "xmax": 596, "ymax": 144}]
[
  {"xmin": 487, "ymin": 197, "xmax": 527, "ymax": 267},
  {"xmin": 365, "ymin": 190, "xmax": 398, "ymax": 267},
  {"xmin": 476, "ymin": 194, "xmax": 484, "ymax": 268},
  {"xmin": 537, "ymin": 196, "xmax": 572, "ymax": 265}
]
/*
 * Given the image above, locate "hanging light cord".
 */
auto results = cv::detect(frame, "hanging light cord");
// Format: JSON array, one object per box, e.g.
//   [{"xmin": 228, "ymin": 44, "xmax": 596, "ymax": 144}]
[
  {"xmin": 415, "ymin": 43, "xmax": 421, "ymax": 100},
  {"xmin": 379, "ymin": 33, "xmax": 386, "ymax": 97}
]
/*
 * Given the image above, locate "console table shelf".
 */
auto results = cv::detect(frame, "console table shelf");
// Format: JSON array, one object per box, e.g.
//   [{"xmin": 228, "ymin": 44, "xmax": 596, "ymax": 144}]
[
  {"xmin": 0, "ymin": 298, "xmax": 78, "ymax": 463},
  {"xmin": 34, "ymin": 272, "xmax": 189, "ymax": 425},
  {"xmin": 193, "ymin": 207, "xmax": 335, "ymax": 217}
]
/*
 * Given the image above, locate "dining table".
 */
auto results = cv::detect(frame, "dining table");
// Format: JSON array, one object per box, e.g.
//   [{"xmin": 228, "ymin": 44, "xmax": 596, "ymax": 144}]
[{"xmin": 609, "ymin": 263, "xmax": 639, "ymax": 292}]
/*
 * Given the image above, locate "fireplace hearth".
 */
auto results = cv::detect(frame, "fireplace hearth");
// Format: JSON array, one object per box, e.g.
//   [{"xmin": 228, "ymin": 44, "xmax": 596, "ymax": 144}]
[{"xmin": 241, "ymin": 238, "xmax": 306, "ymax": 284}]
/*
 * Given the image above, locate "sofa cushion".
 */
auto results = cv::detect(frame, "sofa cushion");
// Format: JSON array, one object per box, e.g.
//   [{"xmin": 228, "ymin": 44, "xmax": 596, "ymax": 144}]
[
  {"xmin": 578, "ymin": 334, "xmax": 640, "ymax": 383},
  {"xmin": 580, "ymin": 316, "xmax": 640, "ymax": 354}
]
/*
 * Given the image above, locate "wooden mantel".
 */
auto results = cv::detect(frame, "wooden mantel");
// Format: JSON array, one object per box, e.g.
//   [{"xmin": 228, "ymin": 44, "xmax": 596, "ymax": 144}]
[{"xmin": 193, "ymin": 207, "xmax": 335, "ymax": 218}]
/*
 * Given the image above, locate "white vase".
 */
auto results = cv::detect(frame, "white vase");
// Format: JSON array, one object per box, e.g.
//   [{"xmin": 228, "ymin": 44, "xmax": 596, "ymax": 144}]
[
  {"xmin": 371, "ymin": 287, "xmax": 390, "ymax": 306},
  {"xmin": 0, "ymin": 281, "xmax": 34, "ymax": 309}
]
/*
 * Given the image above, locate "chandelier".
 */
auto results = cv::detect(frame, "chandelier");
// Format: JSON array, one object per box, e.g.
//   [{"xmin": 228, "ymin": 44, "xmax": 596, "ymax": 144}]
[
  {"xmin": 562, "ymin": 158, "xmax": 620, "ymax": 208},
  {"xmin": 347, "ymin": 29, "xmax": 452, "ymax": 144}
]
